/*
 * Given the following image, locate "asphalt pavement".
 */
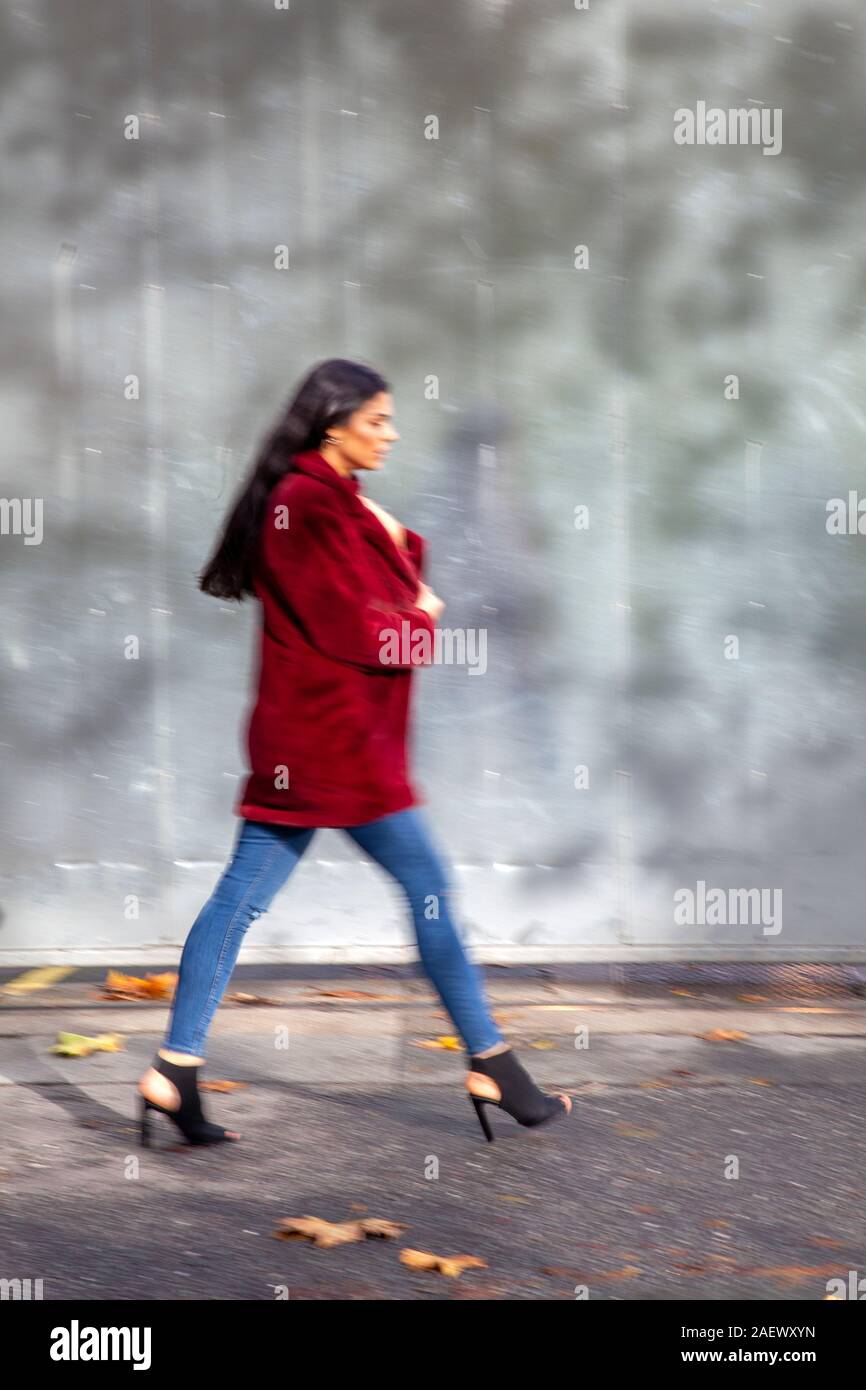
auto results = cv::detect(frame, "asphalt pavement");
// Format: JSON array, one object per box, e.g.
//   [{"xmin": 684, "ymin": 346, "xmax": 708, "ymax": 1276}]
[{"xmin": 2, "ymin": 964, "xmax": 865, "ymax": 1300}]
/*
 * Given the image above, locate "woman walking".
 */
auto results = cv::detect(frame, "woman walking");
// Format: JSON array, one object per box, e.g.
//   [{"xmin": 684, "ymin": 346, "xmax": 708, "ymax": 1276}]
[{"xmin": 137, "ymin": 358, "xmax": 571, "ymax": 1146}]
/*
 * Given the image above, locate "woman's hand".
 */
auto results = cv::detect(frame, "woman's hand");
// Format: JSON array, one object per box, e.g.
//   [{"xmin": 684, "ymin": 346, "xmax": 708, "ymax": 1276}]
[{"xmin": 415, "ymin": 581, "xmax": 445, "ymax": 620}]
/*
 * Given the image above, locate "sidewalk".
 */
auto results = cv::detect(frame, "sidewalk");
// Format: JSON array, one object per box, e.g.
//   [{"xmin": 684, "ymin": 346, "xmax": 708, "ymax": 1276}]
[{"xmin": 2, "ymin": 964, "xmax": 866, "ymax": 1300}]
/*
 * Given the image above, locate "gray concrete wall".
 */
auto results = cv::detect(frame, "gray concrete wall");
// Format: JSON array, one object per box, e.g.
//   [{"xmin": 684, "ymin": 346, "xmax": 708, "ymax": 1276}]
[{"xmin": 2, "ymin": 0, "xmax": 865, "ymax": 963}]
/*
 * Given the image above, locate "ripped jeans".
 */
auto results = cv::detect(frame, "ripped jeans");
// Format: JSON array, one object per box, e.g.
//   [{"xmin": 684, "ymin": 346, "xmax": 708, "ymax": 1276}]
[{"xmin": 164, "ymin": 808, "xmax": 504, "ymax": 1058}]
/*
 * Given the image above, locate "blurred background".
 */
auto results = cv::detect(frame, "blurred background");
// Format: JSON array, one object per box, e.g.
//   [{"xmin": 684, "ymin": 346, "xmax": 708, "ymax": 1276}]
[{"xmin": 1, "ymin": 0, "xmax": 864, "ymax": 963}]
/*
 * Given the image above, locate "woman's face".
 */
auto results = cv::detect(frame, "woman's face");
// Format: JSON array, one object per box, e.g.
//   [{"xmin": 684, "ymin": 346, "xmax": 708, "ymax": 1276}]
[{"xmin": 327, "ymin": 391, "xmax": 400, "ymax": 472}]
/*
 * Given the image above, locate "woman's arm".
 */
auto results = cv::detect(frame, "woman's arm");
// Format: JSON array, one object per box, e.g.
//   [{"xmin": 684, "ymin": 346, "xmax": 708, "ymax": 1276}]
[
  {"xmin": 262, "ymin": 492, "xmax": 435, "ymax": 672},
  {"xmin": 402, "ymin": 527, "xmax": 426, "ymax": 577},
  {"xmin": 358, "ymin": 495, "xmax": 407, "ymax": 551},
  {"xmin": 357, "ymin": 495, "xmax": 428, "ymax": 578}
]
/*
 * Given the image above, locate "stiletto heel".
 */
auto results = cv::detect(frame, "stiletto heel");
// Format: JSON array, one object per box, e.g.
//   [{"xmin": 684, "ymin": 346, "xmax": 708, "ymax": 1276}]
[
  {"xmin": 471, "ymin": 1095, "xmax": 494, "ymax": 1143},
  {"xmin": 139, "ymin": 1095, "xmax": 152, "ymax": 1148},
  {"xmin": 137, "ymin": 1055, "xmax": 241, "ymax": 1147},
  {"xmin": 466, "ymin": 1047, "xmax": 571, "ymax": 1143}
]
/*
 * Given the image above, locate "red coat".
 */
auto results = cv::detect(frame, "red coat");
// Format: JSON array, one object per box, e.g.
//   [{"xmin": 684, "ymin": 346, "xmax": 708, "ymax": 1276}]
[{"xmin": 235, "ymin": 448, "xmax": 436, "ymax": 826}]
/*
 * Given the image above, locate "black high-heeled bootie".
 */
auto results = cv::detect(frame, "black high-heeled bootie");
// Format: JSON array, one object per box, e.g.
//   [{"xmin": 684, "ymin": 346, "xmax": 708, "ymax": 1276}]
[
  {"xmin": 138, "ymin": 1054, "xmax": 241, "ymax": 1147},
  {"xmin": 466, "ymin": 1047, "xmax": 571, "ymax": 1142}
]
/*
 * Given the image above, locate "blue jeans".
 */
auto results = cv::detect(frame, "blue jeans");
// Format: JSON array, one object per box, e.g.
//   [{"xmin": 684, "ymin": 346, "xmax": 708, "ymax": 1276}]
[{"xmin": 164, "ymin": 808, "xmax": 504, "ymax": 1058}]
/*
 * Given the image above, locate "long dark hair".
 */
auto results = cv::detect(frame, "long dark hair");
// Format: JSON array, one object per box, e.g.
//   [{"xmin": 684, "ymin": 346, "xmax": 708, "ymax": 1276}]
[{"xmin": 198, "ymin": 357, "xmax": 389, "ymax": 600}]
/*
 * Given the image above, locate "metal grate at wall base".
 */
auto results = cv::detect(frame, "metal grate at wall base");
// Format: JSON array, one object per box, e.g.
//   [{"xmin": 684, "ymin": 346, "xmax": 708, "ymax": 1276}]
[{"xmin": 525, "ymin": 963, "xmax": 866, "ymax": 1000}]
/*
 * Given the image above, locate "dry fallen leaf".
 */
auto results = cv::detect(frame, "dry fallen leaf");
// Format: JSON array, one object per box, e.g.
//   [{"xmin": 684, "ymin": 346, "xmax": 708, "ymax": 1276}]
[
  {"xmin": 613, "ymin": 1123, "xmax": 659, "ymax": 1139},
  {"xmin": 737, "ymin": 1262, "xmax": 840, "ymax": 1285},
  {"xmin": 306, "ymin": 988, "xmax": 404, "ymax": 1001},
  {"xmin": 528, "ymin": 1039, "xmax": 556, "ymax": 1049},
  {"xmin": 777, "ymin": 1006, "xmax": 840, "ymax": 1014},
  {"xmin": 274, "ymin": 1216, "xmax": 406, "ymax": 1248},
  {"xmin": 2, "ymin": 966, "xmax": 76, "ymax": 996},
  {"xmin": 697, "ymin": 1029, "xmax": 749, "ymax": 1042},
  {"xmin": 225, "ymin": 992, "xmax": 282, "ymax": 1006},
  {"xmin": 358, "ymin": 1219, "xmax": 407, "ymax": 1239},
  {"xmin": 400, "ymin": 1249, "xmax": 487, "ymax": 1279},
  {"xmin": 412, "ymin": 1036, "xmax": 461, "ymax": 1050},
  {"xmin": 49, "ymin": 1031, "xmax": 124, "ymax": 1057},
  {"xmin": 199, "ymin": 1079, "xmax": 248, "ymax": 1093},
  {"xmin": 671, "ymin": 989, "xmax": 695, "ymax": 997},
  {"xmin": 746, "ymin": 1077, "xmax": 776, "ymax": 1086},
  {"xmin": 100, "ymin": 970, "xmax": 177, "ymax": 1001},
  {"xmin": 737, "ymin": 993, "xmax": 768, "ymax": 1002}
]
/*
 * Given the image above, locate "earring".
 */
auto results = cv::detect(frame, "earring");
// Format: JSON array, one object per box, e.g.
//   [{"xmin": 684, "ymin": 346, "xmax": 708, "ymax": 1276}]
[{"xmin": 322, "ymin": 434, "xmax": 337, "ymax": 447}]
